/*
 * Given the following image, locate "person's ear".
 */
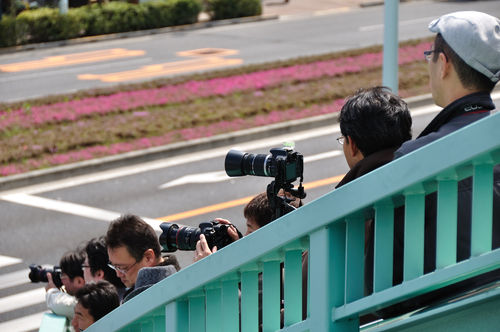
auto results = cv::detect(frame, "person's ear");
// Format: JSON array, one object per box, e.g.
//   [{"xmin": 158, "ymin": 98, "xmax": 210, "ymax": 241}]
[
  {"xmin": 76, "ymin": 276, "xmax": 86, "ymax": 287},
  {"xmin": 143, "ymin": 249, "xmax": 156, "ymax": 266},
  {"xmin": 347, "ymin": 136, "xmax": 360, "ymax": 157},
  {"xmin": 94, "ymin": 269, "xmax": 105, "ymax": 280},
  {"xmin": 439, "ymin": 52, "xmax": 450, "ymax": 80}
]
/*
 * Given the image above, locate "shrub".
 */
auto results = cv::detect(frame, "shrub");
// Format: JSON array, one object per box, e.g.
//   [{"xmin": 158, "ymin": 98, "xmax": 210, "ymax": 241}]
[
  {"xmin": 15, "ymin": 7, "xmax": 84, "ymax": 43},
  {"xmin": 0, "ymin": 0, "xmax": 201, "ymax": 47},
  {"xmin": 0, "ymin": 15, "xmax": 18, "ymax": 47},
  {"xmin": 207, "ymin": 0, "xmax": 261, "ymax": 20}
]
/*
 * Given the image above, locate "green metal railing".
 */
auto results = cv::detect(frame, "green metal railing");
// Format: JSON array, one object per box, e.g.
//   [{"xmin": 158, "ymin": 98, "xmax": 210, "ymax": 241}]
[{"xmin": 56, "ymin": 111, "xmax": 500, "ymax": 332}]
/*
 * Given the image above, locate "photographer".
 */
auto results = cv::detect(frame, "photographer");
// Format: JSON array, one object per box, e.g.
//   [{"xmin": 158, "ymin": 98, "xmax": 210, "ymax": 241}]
[
  {"xmin": 45, "ymin": 249, "xmax": 86, "ymax": 319},
  {"xmin": 106, "ymin": 214, "xmax": 180, "ymax": 303},
  {"xmin": 194, "ymin": 191, "xmax": 300, "ymax": 261},
  {"xmin": 83, "ymin": 236, "xmax": 126, "ymax": 301},
  {"xmin": 72, "ymin": 281, "xmax": 120, "ymax": 331}
]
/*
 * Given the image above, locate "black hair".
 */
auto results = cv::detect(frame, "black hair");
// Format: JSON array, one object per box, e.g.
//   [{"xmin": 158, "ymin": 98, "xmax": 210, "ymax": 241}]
[
  {"xmin": 75, "ymin": 281, "xmax": 119, "ymax": 322},
  {"xmin": 339, "ymin": 86, "xmax": 412, "ymax": 157},
  {"xmin": 106, "ymin": 214, "xmax": 161, "ymax": 262},
  {"xmin": 85, "ymin": 237, "xmax": 125, "ymax": 289},
  {"xmin": 59, "ymin": 250, "xmax": 85, "ymax": 280},
  {"xmin": 244, "ymin": 192, "xmax": 274, "ymax": 228},
  {"xmin": 433, "ymin": 33, "xmax": 495, "ymax": 92}
]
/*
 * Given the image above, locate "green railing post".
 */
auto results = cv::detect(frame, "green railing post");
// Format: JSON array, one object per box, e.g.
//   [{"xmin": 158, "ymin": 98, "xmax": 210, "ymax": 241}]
[
  {"xmin": 471, "ymin": 162, "xmax": 494, "ymax": 256},
  {"xmin": 284, "ymin": 248, "xmax": 303, "ymax": 326},
  {"xmin": 165, "ymin": 300, "xmax": 188, "ymax": 332},
  {"xmin": 346, "ymin": 214, "xmax": 364, "ymax": 302},
  {"xmin": 205, "ymin": 283, "xmax": 222, "ymax": 332},
  {"xmin": 436, "ymin": 174, "xmax": 458, "ymax": 269},
  {"xmin": 404, "ymin": 185, "xmax": 425, "ymax": 281},
  {"xmin": 188, "ymin": 292, "xmax": 205, "ymax": 332},
  {"xmin": 241, "ymin": 266, "xmax": 259, "ymax": 332},
  {"xmin": 221, "ymin": 276, "xmax": 239, "ymax": 332},
  {"xmin": 374, "ymin": 200, "xmax": 394, "ymax": 292},
  {"xmin": 262, "ymin": 259, "xmax": 281, "ymax": 331}
]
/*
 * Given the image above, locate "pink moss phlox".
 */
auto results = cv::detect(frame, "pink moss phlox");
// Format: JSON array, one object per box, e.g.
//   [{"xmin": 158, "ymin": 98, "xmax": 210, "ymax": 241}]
[
  {"xmin": 0, "ymin": 98, "xmax": 347, "ymax": 176},
  {"xmin": 0, "ymin": 42, "xmax": 431, "ymax": 131}
]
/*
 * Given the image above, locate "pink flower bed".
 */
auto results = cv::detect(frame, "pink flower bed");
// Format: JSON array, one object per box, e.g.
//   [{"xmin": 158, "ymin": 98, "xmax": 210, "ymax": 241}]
[
  {"xmin": 0, "ymin": 42, "xmax": 431, "ymax": 131},
  {"xmin": 0, "ymin": 98, "xmax": 346, "ymax": 176}
]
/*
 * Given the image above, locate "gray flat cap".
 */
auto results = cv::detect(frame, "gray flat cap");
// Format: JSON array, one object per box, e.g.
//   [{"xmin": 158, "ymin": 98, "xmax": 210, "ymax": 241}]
[{"xmin": 429, "ymin": 11, "xmax": 500, "ymax": 83}]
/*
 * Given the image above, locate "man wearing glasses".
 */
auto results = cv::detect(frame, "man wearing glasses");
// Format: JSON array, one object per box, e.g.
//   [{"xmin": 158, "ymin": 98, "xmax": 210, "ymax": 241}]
[
  {"xmin": 381, "ymin": 11, "xmax": 500, "ymax": 319},
  {"xmin": 106, "ymin": 214, "xmax": 180, "ymax": 303},
  {"xmin": 82, "ymin": 236, "xmax": 126, "ymax": 301}
]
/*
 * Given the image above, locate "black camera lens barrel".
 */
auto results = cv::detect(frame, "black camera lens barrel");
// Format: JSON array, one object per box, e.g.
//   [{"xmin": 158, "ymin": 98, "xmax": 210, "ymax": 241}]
[{"xmin": 225, "ymin": 149, "xmax": 275, "ymax": 177}]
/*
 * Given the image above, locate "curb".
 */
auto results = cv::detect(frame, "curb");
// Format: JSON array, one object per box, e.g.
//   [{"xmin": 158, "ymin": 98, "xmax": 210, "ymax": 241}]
[
  {"xmin": 0, "ymin": 14, "xmax": 279, "ymax": 55},
  {"xmin": 0, "ymin": 94, "xmax": 434, "ymax": 191}
]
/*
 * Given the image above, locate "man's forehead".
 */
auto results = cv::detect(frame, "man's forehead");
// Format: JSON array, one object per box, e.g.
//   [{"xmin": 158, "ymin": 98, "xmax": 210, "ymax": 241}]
[{"xmin": 108, "ymin": 246, "xmax": 134, "ymax": 262}]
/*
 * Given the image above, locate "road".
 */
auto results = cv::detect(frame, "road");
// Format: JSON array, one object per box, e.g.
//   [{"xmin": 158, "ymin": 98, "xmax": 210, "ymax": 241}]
[
  {"xmin": 1, "ymin": 0, "xmax": 499, "ymax": 102},
  {"xmin": 2, "ymin": 90, "xmax": 500, "ymax": 331},
  {"xmin": 1, "ymin": 1, "xmax": 500, "ymax": 330}
]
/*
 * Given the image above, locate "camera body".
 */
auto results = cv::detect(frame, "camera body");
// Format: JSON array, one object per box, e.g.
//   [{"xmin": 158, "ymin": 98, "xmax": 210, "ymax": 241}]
[
  {"xmin": 225, "ymin": 147, "xmax": 303, "ymax": 183},
  {"xmin": 28, "ymin": 264, "xmax": 63, "ymax": 288},
  {"xmin": 159, "ymin": 221, "xmax": 236, "ymax": 252}
]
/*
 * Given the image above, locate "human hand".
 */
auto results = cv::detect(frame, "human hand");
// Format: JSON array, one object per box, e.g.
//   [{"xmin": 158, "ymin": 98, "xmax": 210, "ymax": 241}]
[
  {"xmin": 194, "ymin": 234, "xmax": 217, "ymax": 262},
  {"xmin": 45, "ymin": 272, "xmax": 56, "ymax": 291},
  {"xmin": 214, "ymin": 218, "xmax": 240, "ymax": 242}
]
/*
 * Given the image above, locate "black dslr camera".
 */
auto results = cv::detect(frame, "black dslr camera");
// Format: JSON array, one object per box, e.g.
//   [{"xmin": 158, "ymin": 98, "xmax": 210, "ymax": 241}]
[
  {"xmin": 159, "ymin": 221, "xmax": 242, "ymax": 252},
  {"xmin": 225, "ymin": 147, "xmax": 303, "ymax": 183},
  {"xmin": 225, "ymin": 147, "xmax": 306, "ymax": 219},
  {"xmin": 28, "ymin": 264, "xmax": 63, "ymax": 288}
]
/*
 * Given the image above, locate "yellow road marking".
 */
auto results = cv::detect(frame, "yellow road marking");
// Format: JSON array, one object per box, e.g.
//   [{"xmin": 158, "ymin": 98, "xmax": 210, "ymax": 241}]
[
  {"xmin": 78, "ymin": 56, "xmax": 243, "ymax": 82},
  {"xmin": 0, "ymin": 48, "xmax": 145, "ymax": 72},
  {"xmin": 157, "ymin": 174, "xmax": 345, "ymax": 222}
]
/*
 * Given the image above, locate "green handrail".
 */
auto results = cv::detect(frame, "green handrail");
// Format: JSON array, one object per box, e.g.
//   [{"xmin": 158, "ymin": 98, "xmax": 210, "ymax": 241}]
[{"xmin": 78, "ymin": 111, "xmax": 500, "ymax": 332}]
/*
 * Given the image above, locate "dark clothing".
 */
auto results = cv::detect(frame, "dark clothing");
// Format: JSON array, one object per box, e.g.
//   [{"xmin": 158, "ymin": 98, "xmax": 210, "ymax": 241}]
[
  {"xmin": 336, "ymin": 148, "xmax": 398, "ymax": 297},
  {"xmin": 122, "ymin": 255, "xmax": 179, "ymax": 303},
  {"xmin": 336, "ymin": 148, "xmax": 397, "ymax": 189},
  {"xmin": 395, "ymin": 91, "xmax": 494, "ymax": 158},
  {"xmin": 381, "ymin": 92, "xmax": 500, "ymax": 319},
  {"xmin": 302, "ymin": 147, "xmax": 398, "ymax": 318}
]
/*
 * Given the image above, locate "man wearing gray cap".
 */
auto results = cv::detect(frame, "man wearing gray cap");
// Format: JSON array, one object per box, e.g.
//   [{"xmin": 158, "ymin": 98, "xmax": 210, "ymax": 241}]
[
  {"xmin": 380, "ymin": 11, "xmax": 500, "ymax": 319},
  {"xmin": 396, "ymin": 10, "xmax": 499, "ymax": 157}
]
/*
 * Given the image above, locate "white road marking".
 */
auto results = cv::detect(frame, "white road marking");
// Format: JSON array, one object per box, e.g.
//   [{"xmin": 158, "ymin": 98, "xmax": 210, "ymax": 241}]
[
  {"xmin": 0, "ymin": 311, "xmax": 46, "ymax": 332},
  {"xmin": 0, "ymin": 193, "xmax": 162, "ymax": 231},
  {"xmin": 159, "ymin": 171, "xmax": 229, "ymax": 189},
  {"xmin": 0, "ymin": 124, "xmax": 341, "ymax": 196},
  {"xmin": 158, "ymin": 150, "xmax": 344, "ymax": 189},
  {"xmin": 0, "ymin": 269, "xmax": 31, "ymax": 290},
  {"xmin": 0, "ymin": 255, "xmax": 22, "ymax": 268},
  {"xmin": 304, "ymin": 150, "xmax": 343, "ymax": 163},
  {"xmin": 0, "ymin": 287, "xmax": 45, "ymax": 314}
]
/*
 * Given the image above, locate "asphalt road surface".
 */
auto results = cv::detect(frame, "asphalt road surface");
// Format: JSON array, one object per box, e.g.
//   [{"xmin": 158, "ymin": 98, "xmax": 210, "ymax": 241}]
[
  {"xmin": 3, "ymin": 91, "xmax": 500, "ymax": 331},
  {"xmin": 1, "ymin": 1, "xmax": 500, "ymax": 330},
  {"xmin": 1, "ymin": 0, "xmax": 499, "ymax": 102}
]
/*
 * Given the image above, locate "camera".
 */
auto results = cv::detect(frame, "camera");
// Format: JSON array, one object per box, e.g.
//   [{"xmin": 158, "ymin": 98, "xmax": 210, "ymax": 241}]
[
  {"xmin": 28, "ymin": 264, "xmax": 63, "ymax": 288},
  {"xmin": 159, "ymin": 221, "xmax": 239, "ymax": 252},
  {"xmin": 225, "ymin": 147, "xmax": 303, "ymax": 183},
  {"xmin": 225, "ymin": 146, "xmax": 306, "ymax": 219}
]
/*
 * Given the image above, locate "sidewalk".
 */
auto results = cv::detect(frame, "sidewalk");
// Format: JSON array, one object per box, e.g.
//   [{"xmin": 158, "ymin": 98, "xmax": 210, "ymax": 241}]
[{"xmin": 261, "ymin": 0, "xmax": 382, "ymax": 17}]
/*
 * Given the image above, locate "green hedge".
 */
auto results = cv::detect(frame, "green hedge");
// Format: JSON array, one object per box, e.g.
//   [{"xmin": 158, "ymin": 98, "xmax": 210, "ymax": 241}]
[
  {"xmin": 207, "ymin": 0, "xmax": 261, "ymax": 20},
  {"xmin": 0, "ymin": 0, "xmax": 202, "ymax": 47}
]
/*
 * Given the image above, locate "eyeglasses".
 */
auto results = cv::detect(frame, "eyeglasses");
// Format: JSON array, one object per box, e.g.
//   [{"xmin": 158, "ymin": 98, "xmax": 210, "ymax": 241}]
[
  {"xmin": 81, "ymin": 264, "xmax": 90, "ymax": 270},
  {"xmin": 424, "ymin": 49, "xmax": 448, "ymax": 62},
  {"xmin": 336, "ymin": 136, "xmax": 345, "ymax": 145},
  {"xmin": 424, "ymin": 49, "xmax": 436, "ymax": 61},
  {"xmin": 107, "ymin": 261, "xmax": 138, "ymax": 275}
]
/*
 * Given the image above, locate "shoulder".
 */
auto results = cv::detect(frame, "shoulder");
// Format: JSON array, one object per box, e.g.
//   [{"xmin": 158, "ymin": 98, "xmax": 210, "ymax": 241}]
[{"xmin": 395, "ymin": 112, "xmax": 490, "ymax": 158}]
